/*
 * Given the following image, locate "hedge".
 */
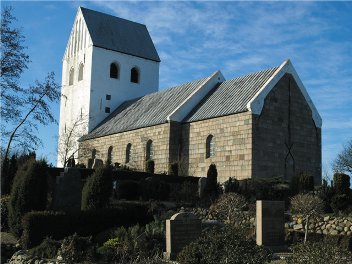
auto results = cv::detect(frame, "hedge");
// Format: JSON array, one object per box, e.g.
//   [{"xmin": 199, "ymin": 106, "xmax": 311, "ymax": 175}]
[
  {"xmin": 21, "ymin": 204, "xmax": 153, "ymax": 249},
  {"xmin": 113, "ymin": 169, "xmax": 200, "ymax": 184}
]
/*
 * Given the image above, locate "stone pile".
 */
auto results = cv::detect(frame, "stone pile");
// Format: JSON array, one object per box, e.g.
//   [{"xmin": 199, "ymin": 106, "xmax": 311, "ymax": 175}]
[
  {"xmin": 8, "ymin": 250, "xmax": 66, "ymax": 264},
  {"xmin": 287, "ymin": 215, "xmax": 352, "ymax": 236}
]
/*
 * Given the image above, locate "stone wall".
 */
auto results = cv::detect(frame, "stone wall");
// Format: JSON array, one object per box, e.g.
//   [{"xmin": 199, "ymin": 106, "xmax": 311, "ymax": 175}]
[
  {"xmin": 180, "ymin": 112, "xmax": 253, "ymax": 182},
  {"xmin": 252, "ymin": 73, "xmax": 321, "ymax": 183},
  {"xmin": 79, "ymin": 123, "xmax": 171, "ymax": 173}
]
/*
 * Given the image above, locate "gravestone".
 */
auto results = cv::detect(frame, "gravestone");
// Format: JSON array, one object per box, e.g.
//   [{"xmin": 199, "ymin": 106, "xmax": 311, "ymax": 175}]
[
  {"xmin": 256, "ymin": 200, "xmax": 285, "ymax": 250},
  {"xmin": 198, "ymin": 177, "xmax": 207, "ymax": 198},
  {"xmin": 164, "ymin": 212, "xmax": 201, "ymax": 260},
  {"xmin": 52, "ymin": 168, "xmax": 83, "ymax": 211}
]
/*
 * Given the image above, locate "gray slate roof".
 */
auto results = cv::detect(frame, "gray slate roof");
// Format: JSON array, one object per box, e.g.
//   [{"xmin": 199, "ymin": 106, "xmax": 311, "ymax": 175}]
[
  {"xmin": 185, "ymin": 66, "xmax": 279, "ymax": 122},
  {"xmin": 81, "ymin": 7, "xmax": 160, "ymax": 62},
  {"xmin": 80, "ymin": 78, "xmax": 208, "ymax": 141},
  {"xmin": 81, "ymin": 65, "xmax": 279, "ymax": 141}
]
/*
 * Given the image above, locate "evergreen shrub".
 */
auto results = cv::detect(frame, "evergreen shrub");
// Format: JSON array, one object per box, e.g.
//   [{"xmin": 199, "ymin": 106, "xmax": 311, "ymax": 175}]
[
  {"xmin": 169, "ymin": 162, "xmax": 178, "ymax": 176},
  {"xmin": 21, "ymin": 204, "xmax": 153, "ymax": 248},
  {"xmin": 141, "ymin": 178, "xmax": 170, "ymax": 200},
  {"xmin": 290, "ymin": 173, "xmax": 314, "ymax": 195},
  {"xmin": 1, "ymin": 195, "xmax": 10, "ymax": 231},
  {"xmin": 333, "ymin": 173, "xmax": 350, "ymax": 195},
  {"xmin": 177, "ymin": 225, "xmax": 272, "ymax": 264},
  {"xmin": 204, "ymin": 164, "xmax": 218, "ymax": 199},
  {"xmin": 117, "ymin": 180, "xmax": 141, "ymax": 200},
  {"xmin": 145, "ymin": 160, "xmax": 155, "ymax": 174},
  {"xmin": 81, "ymin": 166, "xmax": 112, "ymax": 210},
  {"xmin": 8, "ymin": 159, "xmax": 48, "ymax": 236},
  {"xmin": 224, "ymin": 177, "xmax": 239, "ymax": 193},
  {"xmin": 29, "ymin": 237, "xmax": 61, "ymax": 259}
]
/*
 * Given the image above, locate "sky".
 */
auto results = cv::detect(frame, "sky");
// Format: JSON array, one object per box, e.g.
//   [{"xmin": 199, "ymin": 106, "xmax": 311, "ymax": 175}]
[{"xmin": 2, "ymin": 1, "xmax": 352, "ymax": 179}]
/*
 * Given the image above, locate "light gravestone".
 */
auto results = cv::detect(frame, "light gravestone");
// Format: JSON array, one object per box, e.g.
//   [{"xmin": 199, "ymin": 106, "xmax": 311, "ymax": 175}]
[
  {"xmin": 256, "ymin": 200, "xmax": 285, "ymax": 250},
  {"xmin": 164, "ymin": 212, "xmax": 201, "ymax": 260}
]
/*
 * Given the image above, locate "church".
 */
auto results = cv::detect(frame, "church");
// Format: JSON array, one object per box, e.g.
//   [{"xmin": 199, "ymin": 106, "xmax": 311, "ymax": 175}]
[{"xmin": 57, "ymin": 7, "xmax": 322, "ymax": 184}]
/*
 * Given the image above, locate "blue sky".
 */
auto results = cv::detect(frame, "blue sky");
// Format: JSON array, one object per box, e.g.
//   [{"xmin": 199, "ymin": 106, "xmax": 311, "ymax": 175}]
[{"xmin": 2, "ymin": 1, "xmax": 352, "ymax": 179}]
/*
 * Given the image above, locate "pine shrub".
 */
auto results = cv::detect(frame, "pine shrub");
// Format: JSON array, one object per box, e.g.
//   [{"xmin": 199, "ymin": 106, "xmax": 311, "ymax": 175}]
[
  {"xmin": 117, "ymin": 180, "xmax": 141, "ymax": 200},
  {"xmin": 224, "ymin": 177, "xmax": 239, "ymax": 193},
  {"xmin": 204, "ymin": 164, "xmax": 218, "ymax": 199},
  {"xmin": 333, "ymin": 173, "xmax": 350, "ymax": 195},
  {"xmin": 169, "ymin": 162, "xmax": 178, "ymax": 176},
  {"xmin": 145, "ymin": 160, "xmax": 155, "ymax": 174},
  {"xmin": 81, "ymin": 166, "xmax": 113, "ymax": 210},
  {"xmin": 1, "ymin": 195, "xmax": 10, "ymax": 231},
  {"xmin": 8, "ymin": 159, "xmax": 48, "ymax": 236}
]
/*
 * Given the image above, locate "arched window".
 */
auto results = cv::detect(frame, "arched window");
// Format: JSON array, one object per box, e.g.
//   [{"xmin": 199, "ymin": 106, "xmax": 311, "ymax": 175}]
[
  {"xmin": 69, "ymin": 68, "xmax": 74, "ymax": 85},
  {"xmin": 110, "ymin": 63, "xmax": 119, "ymax": 79},
  {"xmin": 78, "ymin": 63, "xmax": 84, "ymax": 81},
  {"xmin": 125, "ymin": 143, "xmax": 132, "ymax": 163},
  {"xmin": 92, "ymin": 149, "xmax": 96, "ymax": 159},
  {"xmin": 146, "ymin": 140, "xmax": 154, "ymax": 160},
  {"xmin": 206, "ymin": 135, "xmax": 215, "ymax": 158},
  {"xmin": 107, "ymin": 146, "xmax": 113, "ymax": 163},
  {"xmin": 130, "ymin": 67, "xmax": 139, "ymax": 83}
]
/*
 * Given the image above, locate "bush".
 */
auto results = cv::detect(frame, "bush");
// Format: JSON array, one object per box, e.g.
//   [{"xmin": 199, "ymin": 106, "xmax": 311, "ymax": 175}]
[
  {"xmin": 169, "ymin": 162, "xmax": 178, "ymax": 176},
  {"xmin": 8, "ymin": 159, "xmax": 48, "ymax": 236},
  {"xmin": 117, "ymin": 180, "xmax": 141, "ymax": 200},
  {"xmin": 21, "ymin": 204, "xmax": 153, "ymax": 248},
  {"xmin": 142, "ymin": 178, "xmax": 170, "ymax": 200},
  {"xmin": 59, "ymin": 233, "xmax": 95, "ymax": 263},
  {"xmin": 177, "ymin": 225, "xmax": 272, "ymax": 264},
  {"xmin": 145, "ymin": 160, "xmax": 155, "ymax": 174},
  {"xmin": 287, "ymin": 240, "xmax": 352, "ymax": 264},
  {"xmin": 81, "ymin": 166, "xmax": 112, "ymax": 210},
  {"xmin": 204, "ymin": 164, "xmax": 219, "ymax": 199},
  {"xmin": 29, "ymin": 237, "xmax": 61, "ymax": 259},
  {"xmin": 169, "ymin": 181, "xmax": 198, "ymax": 203},
  {"xmin": 333, "ymin": 173, "xmax": 350, "ymax": 195},
  {"xmin": 290, "ymin": 173, "xmax": 314, "ymax": 195},
  {"xmin": 330, "ymin": 194, "xmax": 351, "ymax": 213},
  {"xmin": 224, "ymin": 177, "xmax": 239, "ymax": 193},
  {"xmin": 1, "ymin": 195, "xmax": 10, "ymax": 231}
]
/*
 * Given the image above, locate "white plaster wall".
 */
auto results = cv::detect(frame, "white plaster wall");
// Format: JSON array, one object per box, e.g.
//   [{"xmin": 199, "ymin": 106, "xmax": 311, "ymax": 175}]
[{"xmin": 88, "ymin": 46, "xmax": 159, "ymax": 131}]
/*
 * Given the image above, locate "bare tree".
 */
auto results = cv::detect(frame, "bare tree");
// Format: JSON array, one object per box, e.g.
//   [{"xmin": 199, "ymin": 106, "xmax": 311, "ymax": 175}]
[
  {"xmin": 333, "ymin": 139, "xmax": 352, "ymax": 174},
  {"xmin": 57, "ymin": 115, "xmax": 88, "ymax": 167},
  {"xmin": 290, "ymin": 193, "xmax": 324, "ymax": 244}
]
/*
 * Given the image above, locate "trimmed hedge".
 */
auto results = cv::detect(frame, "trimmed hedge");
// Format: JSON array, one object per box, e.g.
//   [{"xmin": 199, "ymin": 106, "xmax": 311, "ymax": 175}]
[
  {"xmin": 113, "ymin": 169, "xmax": 200, "ymax": 184},
  {"xmin": 21, "ymin": 204, "xmax": 153, "ymax": 249}
]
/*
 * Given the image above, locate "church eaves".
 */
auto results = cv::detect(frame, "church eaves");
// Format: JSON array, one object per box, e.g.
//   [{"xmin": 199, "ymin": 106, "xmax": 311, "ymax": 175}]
[{"xmin": 80, "ymin": 7, "xmax": 160, "ymax": 62}]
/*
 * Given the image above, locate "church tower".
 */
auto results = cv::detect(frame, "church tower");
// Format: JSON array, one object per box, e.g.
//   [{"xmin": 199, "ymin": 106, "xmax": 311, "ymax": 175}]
[{"xmin": 57, "ymin": 7, "xmax": 160, "ymax": 167}]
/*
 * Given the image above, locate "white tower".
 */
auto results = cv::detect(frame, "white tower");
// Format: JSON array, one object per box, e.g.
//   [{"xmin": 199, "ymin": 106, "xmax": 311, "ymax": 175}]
[{"xmin": 57, "ymin": 7, "xmax": 160, "ymax": 167}]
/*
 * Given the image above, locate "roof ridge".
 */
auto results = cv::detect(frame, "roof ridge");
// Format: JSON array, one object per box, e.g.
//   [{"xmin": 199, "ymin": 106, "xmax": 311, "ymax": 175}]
[{"xmin": 225, "ymin": 65, "xmax": 280, "ymax": 83}]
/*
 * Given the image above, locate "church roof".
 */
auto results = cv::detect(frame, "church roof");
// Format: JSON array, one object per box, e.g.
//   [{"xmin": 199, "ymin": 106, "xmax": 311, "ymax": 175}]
[
  {"xmin": 184, "ymin": 66, "xmax": 279, "ymax": 122},
  {"xmin": 80, "ymin": 78, "xmax": 208, "ymax": 141},
  {"xmin": 80, "ymin": 65, "xmax": 281, "ymax": 141},
  {"xmin": 80, "ymin": 7, "xmax": 160, "ymax": 62}
]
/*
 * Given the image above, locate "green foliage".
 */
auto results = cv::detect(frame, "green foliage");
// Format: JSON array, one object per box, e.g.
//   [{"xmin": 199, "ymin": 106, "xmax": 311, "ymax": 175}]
[
  {"xmin": 169, "ymin": 162, "xmax": 178, "ymax": 176},
  {"xmin": 169, "ymin": 181, "xmax": 199, "ymax": 203},
  {"xmin": 8, "ymin": 159, "xmax": 48, "ymax": 236},
  {"xmin": 224, "ymin": 177, "xmax": 239, "ymax": 193},
  {"xmin": 317, "ymin": 179, "xmax": 335, "ymax": 213},
  {"xmin": 177, "ymin": 225, "xmax": 272, "ymax": 264},
  {"xmin": 287, "ymin": 240, "xmax": 352, "ymax": 264},
  {"xmin": 21, "ymin": 205, "xmax": 152, "ymax": 248},
  {"xmin": 59, "ymin": 233, "xmax": 95, "ymax": 264},
  {"xmin": 330, "ymin": 194, "xmax": 351, "ymax": 213},
  {"xmin": 290, "ymin": 173, "xmax": 315, "ymax": 195},
  {"xmin": 1, "ymin": 195, "xmax": 10, "ymax": 231},
  {"xmin": 333, "ymin": 173, "xmax": 350, "ymax": 195},
  {"xmin": 81, "ymin": 166, "xmax": 112, "ymax": 210},
  {"xmin": 117, "ymin": 180, "xmax": 141, "ymax": 200},
  {"xmin": 204, "ymin": 164, "xmax": 219, "ymax": 199},
  {"xmin": 142, "ymin": 178, "xmax": 170, "ymax": 200},
  {"xmin": 29, "ymin": 237, "xmax": 60, "ymax": 259},
  {"xmin": 145, "ymin": 159, "xmax": 155, "ymax": 174}
]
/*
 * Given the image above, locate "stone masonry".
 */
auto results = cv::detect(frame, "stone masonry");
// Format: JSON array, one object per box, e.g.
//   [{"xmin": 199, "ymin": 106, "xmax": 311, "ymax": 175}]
[{"xmin": 79, "ymin": 73, "xmax": 321, "ymax": 184}]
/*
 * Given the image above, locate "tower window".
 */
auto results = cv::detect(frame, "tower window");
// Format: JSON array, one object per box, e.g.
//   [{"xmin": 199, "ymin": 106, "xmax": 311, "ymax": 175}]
[
  {"xmin": 206, "ymin": 135, "xmax": 215, "ymax": 158},
  {"xmin": 126, "ymin": 143, "xmax": 132, "ymax": 163},
  {"xmin": 130, "ymin": 67, "xmax": 139, "ymax": 83},
  {"xmin": 69, "ymin": 68, "xmax": 74, "ymax": 85},
  {"xmin": 105, "ymin": 107, "xmax": 110, "ymax": 113},
  {"xmin": 78, "ymin": 63, "xmax": 84, "ymax": 81},
  {"xmin": 146, "ymin": 139, "xmax": 154, "ymax": 160},
  {"xmin": 106, "ymin": 94, "xmax": 111, "ymax": 100},
  {"xmin": 110, "ymin": 63, "xmax": 119, "ymax": 79}
]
